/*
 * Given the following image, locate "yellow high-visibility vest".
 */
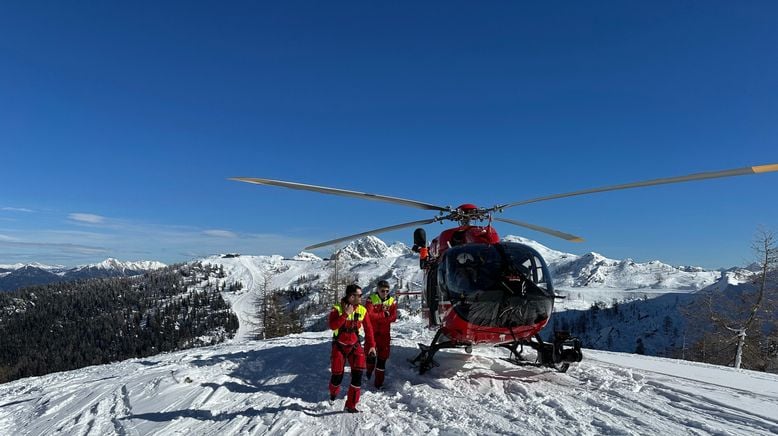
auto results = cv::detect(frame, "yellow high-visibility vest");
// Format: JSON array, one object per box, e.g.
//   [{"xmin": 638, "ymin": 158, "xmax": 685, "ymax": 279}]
[
  {"xmin": 332, "ymin": 303, "xmax": 367, "ymax": 338},
  {"xmin": 369, "ymin": 293, "xmax": 395, "ymax": 307}
]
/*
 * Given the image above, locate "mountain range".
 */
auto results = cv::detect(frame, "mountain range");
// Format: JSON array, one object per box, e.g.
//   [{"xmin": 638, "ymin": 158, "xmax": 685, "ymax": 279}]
[
  {"xmin": 1, "ymin": 235, "xmax": 751, "ymax": 294},
  {"xmin": 175, "ymin": 235, "xmax": 754, "ymax": 347},
  {"xmin": 294, "ymin": 235, "xmax": 746, "ymax": 297},
  {"xmin": 0, "ymin": 258, "xmax": 167, "ymax": 292},
  {"xmin": 1, "ymin": 235, "xmax": 759, "ymax": 359}
]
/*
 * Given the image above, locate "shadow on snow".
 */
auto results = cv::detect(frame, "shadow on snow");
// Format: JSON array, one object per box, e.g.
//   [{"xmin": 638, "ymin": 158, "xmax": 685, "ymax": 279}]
[{"xmin": 124, "ymin": 337, "xmax": 554, "ymax": 423}]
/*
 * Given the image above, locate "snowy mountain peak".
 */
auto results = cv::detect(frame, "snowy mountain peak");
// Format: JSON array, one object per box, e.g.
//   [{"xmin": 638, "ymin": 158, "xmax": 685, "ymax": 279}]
[
  {"xmin": 501, "ymin": 235, "xmax": 577, "ymax": 264},
  {"xmin": 0, "ymin": 262, "xmax": 65, "ymax": 271},
  {"xmin": 551, "ymin": 251, "xmax": 720, "ymax": 290},
  {"xmin": 79, "ymin": 258, "xmax": 167, "ymax": 272},
  {"xmin": 581, "ymin": 252, "xmax": 610, "ymax": 264},
  {"xmin": 291, "ymin": 252, "xmax": 322, "ymax": 261},
  {"xmin": 96, "ymin": 258, "xmax": 122, "ymax": 270},
  {"xmin": 335, "ymin": 236, "xmax": 392, "ymax": 260},
  {"xmin": 386, "ymin": 241, "xmax": 411, "ymax": 257}
]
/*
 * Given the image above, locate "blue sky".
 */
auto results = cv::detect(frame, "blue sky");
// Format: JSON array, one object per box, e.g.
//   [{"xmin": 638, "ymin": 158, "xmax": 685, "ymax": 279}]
[{"xmin": 1, "ymin": 1, "xmax": 776, "ymax": 269}]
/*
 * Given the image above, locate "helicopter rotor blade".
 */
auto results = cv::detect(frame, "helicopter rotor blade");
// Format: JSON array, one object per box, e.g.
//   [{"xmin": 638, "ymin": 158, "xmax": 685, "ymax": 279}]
[
  {"xmin": 493, "ymin": 217, "xmax": 584, "ymax": 242},
  {"xmin": 305, "ymin": 218, "xmax": 440, "ymax": 250},
  {"xmin": 495, "ymin": 163, "xmax": 778, "ymax": 210},
  {"xmin": 230, "ymin": 177, "xmax": 449, "ymax": 212}
]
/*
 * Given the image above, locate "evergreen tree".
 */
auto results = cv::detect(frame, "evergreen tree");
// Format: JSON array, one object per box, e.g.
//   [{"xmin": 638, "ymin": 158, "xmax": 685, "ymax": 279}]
[
  {"xmin": 0, "ymin": 263, "xmax": 239, "ymax": 384},
  {"xmin": 635, "ymin": 338, "xmax": 646, "ymax": 355}
]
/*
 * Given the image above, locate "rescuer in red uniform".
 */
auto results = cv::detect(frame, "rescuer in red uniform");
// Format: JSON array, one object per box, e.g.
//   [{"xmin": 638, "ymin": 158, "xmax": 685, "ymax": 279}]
[
  {"xmin": 365, "ymin": 280, "xmax": 397, "ymax": 389},
  {"xmin": 328, "ymin": 284, "xmax": 376, "ymax": 413}
]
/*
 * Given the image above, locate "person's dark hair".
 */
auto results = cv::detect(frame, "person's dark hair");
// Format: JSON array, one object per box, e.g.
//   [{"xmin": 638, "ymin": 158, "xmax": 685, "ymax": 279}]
[
  {"xmin": 377, "ymin": 280, "xmax": 390, "ymax": 289},
  {"xmin": 345, "ymin": 283, "xmax": 361, "ymax": 296}
]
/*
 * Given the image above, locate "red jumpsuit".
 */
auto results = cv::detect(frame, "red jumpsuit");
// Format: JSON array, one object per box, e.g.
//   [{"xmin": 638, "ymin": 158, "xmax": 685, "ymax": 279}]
[
  {"xmin": 365, "ymin": 293, "xmax": 397, "ymax": 388},
  {"xmin": 328, "ymin": 300, "xmax": 375, "ymax": 410}
]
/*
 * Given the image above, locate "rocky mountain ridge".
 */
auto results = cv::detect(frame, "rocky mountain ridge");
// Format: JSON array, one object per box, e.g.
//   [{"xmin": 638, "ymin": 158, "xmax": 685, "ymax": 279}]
[{"xmin": 0, "ymin": 258, "xmax": 167, "ymax": 291}]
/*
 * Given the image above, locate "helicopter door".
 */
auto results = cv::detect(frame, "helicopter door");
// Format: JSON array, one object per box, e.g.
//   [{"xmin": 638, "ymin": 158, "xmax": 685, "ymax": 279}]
[{"xmin": 424, "ymin": 264, "xmax": 440, "ymax": 326}]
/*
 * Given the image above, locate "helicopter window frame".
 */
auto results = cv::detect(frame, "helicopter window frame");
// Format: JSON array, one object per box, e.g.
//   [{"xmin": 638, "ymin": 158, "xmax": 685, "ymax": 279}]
[
  {"xmin": 497, "ymin": 243, "xmax": 553, "ymax": 293},
  {"xmin": 517, "ymin": 255, "xmax": 545, "ymax": 285},
  {"xmin": 436, "ymin": 243, "xmax": 555, "ymax": 327},
  {"xmin": 437, "ymin": 243, "xmax": 554, "ymax": 298},
  {"xmin": 533, "ymin": 255, "xmax": 545, "ymax": 285}
]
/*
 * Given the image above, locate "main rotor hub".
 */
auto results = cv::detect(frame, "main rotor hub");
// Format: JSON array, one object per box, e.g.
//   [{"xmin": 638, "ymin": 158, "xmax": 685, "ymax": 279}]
[{"xmin": 451, "ymin": 203, "xmax": 489, "ymax": 226}]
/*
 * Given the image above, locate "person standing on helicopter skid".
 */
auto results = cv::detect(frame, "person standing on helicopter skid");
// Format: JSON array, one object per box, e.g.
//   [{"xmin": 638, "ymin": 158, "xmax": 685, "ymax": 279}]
[
  {"xmin": 328, "ymin": 284, "xmax": 376, "ymax": 413},
  {"xmin": 365, "ymin": 280, "xmax": 397, "ymax": 389}
]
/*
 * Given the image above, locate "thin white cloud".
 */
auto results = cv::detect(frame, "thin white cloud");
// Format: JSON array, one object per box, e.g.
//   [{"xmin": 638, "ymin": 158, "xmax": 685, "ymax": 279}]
[
  {"xmin": 69, "ymin": 213, "xmax": 106, "ymax": 224},
  {"xmin": 2, "ymin": 207, "xmax": 33, "ymax": 212},
  {"xmin": 203, "ymin": 229, "xmax": 238, "ymax": 238},
  {"xmin": 0, "ymin": 239, "xmax": 108, "ymax": 254},
  {"xmin": 1, "ymin": 215, "xmax": 314, "ymax": 266}
]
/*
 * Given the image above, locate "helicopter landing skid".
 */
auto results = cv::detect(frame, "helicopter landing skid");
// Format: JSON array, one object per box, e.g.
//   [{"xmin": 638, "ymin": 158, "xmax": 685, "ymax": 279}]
[
  {"xmin": 408, "ymin": 330, "xmax": 461, "ymax": 374},
  {"xmin": 498, "ymin": 331, "xmax": 582, "ymax": 373}
]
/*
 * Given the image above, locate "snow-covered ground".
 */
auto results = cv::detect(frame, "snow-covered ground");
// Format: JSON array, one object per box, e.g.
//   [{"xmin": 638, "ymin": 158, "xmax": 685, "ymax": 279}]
[
  {"xmin": 2, "ymin": 313, "xmax": 778, "ymax": 436},
  {"xmin": 2, "ymin": 237, "xmax": 769, "ymax": 435}
]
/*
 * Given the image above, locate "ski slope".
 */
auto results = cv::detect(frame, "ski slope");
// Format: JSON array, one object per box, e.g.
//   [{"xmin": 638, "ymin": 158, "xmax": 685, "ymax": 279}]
[{"xmin": 2, "ymin": 314, "xmax": 777, "ymax": 436}]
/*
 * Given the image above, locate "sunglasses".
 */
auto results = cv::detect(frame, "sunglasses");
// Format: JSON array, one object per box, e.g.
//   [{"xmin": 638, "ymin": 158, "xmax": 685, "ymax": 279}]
[{"xmin": 378, "ymin": 288, "xmax": 390, "ymax": 292}]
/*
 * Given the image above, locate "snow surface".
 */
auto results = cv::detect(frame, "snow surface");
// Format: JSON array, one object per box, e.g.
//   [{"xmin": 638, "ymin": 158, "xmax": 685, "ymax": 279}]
[{"xmin": 2, "ymin": 314, "xmax": 778, "ymax": 435}]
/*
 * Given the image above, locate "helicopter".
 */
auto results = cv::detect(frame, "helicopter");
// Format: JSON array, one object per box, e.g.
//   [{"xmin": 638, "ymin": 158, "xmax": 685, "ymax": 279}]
[{"xmin": 231, "ymin": 163, "xmax": 778, "ymax": 374}]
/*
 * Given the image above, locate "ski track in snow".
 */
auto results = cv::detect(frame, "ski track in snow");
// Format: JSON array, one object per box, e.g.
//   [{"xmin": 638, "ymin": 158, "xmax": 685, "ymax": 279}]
[{"xmin": 3, "ymin": 319, "xmax": 778, "ymax": 436}]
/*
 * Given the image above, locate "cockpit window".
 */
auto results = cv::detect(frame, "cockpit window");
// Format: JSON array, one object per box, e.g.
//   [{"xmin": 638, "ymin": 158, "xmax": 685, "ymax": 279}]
[
  {"xmin": 439, "ymin": 243, "xmax": 552, "ymax": 297},
  {"xmin": 534, "ymin": 256, "xmax": 545, "ymax": 283},
  {"xmin": 436, "ymin": 242, "xmax": 554, "ymax": 327}
]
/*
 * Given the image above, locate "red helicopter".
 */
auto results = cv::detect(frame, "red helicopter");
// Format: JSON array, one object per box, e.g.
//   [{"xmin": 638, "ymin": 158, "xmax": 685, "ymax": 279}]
[{"xmin": 231, "ymin": 163, "xmax": 778, "ymax": 373}]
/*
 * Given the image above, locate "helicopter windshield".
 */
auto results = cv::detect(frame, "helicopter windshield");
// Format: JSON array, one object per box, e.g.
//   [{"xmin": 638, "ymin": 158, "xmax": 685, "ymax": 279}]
[
  {"xmin": 440, "ymin": 243, "xmax": 552, "ymax": 293},
  {"xmin": 437, "ymin": 243, "xmax": 554, "ymax": 327}
]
